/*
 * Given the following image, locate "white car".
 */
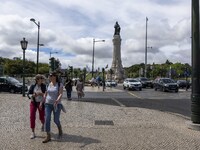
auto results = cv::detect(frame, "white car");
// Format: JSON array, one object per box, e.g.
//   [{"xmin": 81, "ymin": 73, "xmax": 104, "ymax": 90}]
[
  {"xmin": 123, "ymin": 78, "xmax": 142, "ymax": 91},
  {"xmin": 105, "ymin": 80, "xmax": 117, "ymax": 87}
]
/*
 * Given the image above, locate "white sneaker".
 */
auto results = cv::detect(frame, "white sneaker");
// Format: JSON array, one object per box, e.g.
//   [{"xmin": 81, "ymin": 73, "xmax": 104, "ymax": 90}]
[{"xmin": 30, "ymin": 132, "xmax": 36, "ymax": 139}]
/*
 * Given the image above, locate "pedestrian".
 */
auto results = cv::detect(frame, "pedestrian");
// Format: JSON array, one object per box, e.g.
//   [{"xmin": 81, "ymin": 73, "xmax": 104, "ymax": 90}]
[
  {"xmin": 76, "ymin": 78, "xmax": 84, "ymax": 99},
  {"xmin": 65, "ymin": 77, "xmax": 73, "ymax": 100},
  {"xmin": 42, "ymin": 71, "xmax": 64, "ymax": 143},
  {"xmin": 96, "ymin": 75, "xmax": 101, "ymax": 88},
  {"xmin": 27, "ymin": 74, "xmax": 46, "ymax": 139}
]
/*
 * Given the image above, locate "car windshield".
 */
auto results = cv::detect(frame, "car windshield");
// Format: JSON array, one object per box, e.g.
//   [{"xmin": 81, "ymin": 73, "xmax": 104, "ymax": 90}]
[
  {"xmin": 140, "ymin": 78, "xmax": 148, "ymax": 81},
  {"xmin": 128, "ymin": 80, "xmax": 138, "ymax": 82},
  {"xmin": 106, "ymin": 80, "xmax": 115, "ymax": 82},
  {"xmin": 8, "ymin": 77, "xmax": 20, "ymax": 84},
  {"xmin": 162, "ymin": 79, "xmax": 175, "ymax": 83}
]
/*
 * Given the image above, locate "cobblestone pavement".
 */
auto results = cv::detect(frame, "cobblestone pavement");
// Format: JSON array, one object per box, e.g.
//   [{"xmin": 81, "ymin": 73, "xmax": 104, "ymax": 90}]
[{"xmin": 1, "ymin": 88, "xmax": 200, "ymax": 150}]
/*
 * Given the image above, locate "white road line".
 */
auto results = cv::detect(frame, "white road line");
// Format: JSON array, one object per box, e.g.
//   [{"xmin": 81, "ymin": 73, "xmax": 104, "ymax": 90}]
[
  {"xmin": 111, "ymin": 98, "xmax": 125, "ymax": 107},
  {"xmin": 128, "ymin": 92, "xmax": 142, "ymax": 99}
]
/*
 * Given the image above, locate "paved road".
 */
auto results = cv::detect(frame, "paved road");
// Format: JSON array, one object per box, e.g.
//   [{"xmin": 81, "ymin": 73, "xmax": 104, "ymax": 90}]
[
  {"xmin": 1, "ymin": 86, "xmax": 199, "ymax": 150},
  {"xmin": 64, "ymin": 86, "xmax": 191, "ymax": 118}
]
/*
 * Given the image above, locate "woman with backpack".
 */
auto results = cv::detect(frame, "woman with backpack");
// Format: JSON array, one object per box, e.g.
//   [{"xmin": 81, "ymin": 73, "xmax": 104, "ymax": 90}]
[{"xmin": 42, "ymin": 71, "xmax": 64, "ymax": 143}]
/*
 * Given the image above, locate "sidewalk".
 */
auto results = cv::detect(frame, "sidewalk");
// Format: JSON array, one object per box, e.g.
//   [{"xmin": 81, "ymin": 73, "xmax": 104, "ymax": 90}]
[{"xmin": 0, "ymin": 93, "xmax": 200, "ymax": 150}]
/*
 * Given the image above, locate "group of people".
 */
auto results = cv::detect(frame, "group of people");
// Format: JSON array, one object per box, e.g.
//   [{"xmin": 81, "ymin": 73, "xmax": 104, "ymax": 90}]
[{"xmin": 27, "ymin": 72, "xmax": 84, "ymax": 143}]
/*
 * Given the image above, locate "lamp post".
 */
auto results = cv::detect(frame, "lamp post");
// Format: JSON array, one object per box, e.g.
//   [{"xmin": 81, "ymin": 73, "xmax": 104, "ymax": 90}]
[
  {"xmin": 144, "ymin": 17, "xmax": 149, "ymax": 78},
  {"xmin": 191, "ymin": 0, "xmax": 200, "ymax": 123},
  {"xmin": 102, "ymin": 68, "xmax": 105, "ymax": 91},
  {"xmin": 50, "ymin": 51, "xmax": 58, "ymax": 58},
  {"xmin": 20, "ymin": 37, "xmax": 28, "ymax": 97},
  {"xmin": 30, "ymin": 18, "xmax": 40, "ymax": 74},
  {"xmin": 92, "ymin": 38, "xmax": 105, "ymax": 77},
  {"xmin": 49, "ymin": 51, "xmax": 58, "ymax": 73}
]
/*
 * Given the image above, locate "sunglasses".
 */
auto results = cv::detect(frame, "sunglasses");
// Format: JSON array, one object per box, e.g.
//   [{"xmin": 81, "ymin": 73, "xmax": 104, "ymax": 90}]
[{"xmin": 49, "ymin": 74, "xmax": 55, "ymax": 77}]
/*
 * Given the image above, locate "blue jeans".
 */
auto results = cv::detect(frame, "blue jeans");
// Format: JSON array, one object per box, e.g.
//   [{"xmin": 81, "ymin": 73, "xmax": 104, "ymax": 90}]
[{"xmin": 44, "ymin": 103, "xmax": 62, "ymax": 132}]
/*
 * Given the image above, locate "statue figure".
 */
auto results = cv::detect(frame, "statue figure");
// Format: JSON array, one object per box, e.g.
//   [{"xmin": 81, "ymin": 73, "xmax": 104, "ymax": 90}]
[{"xmin": 114, "ymin": 21, "xmax": 120, "ymax": 35}]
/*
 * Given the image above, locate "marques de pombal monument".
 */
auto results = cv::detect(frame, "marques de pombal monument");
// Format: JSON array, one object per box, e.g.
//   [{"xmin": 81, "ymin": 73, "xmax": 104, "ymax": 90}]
[{"xmin": 110, "ymin": 21, "xmax": 124, "ymax": 82}]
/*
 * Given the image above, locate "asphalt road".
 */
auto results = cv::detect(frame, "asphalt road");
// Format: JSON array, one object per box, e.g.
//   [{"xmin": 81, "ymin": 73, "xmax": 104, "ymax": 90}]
[{"xmin": 63, "ymin": 85, "xmax": 191, "ymax": 119}]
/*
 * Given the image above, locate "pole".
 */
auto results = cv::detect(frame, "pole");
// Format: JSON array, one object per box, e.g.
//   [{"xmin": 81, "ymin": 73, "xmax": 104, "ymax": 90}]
[
  {"xmin": 102, "ymin": 68, "xmax": 105, "ymax": 91},
  {"xmin": 144, "ymin": 17, "xmax": 148, "ymax": 78},
  {"xmin": 92, "ymin": 39, "xmax": 95, "ymax": 77},
  {"xmin": 22, "ymin": 50, "xmax": 25, "ymax": 97},
  {"xmin": 36, "ymin": 21, "xmax": 40, "ymax": 74},
  {"xmin": 191, "ymin": 0, "xmax": 200, "ymax": 123}
]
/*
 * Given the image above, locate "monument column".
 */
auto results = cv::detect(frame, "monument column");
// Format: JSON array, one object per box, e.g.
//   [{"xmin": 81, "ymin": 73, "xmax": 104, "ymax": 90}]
[{"xmin": 111, "ymin": 21, "xmax": 124, "ymax": 82}]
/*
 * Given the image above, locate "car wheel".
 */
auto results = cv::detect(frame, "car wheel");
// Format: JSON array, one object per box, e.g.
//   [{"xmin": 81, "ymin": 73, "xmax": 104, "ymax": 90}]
[
  {"xmin": 162, "ymin": 87, "xmax": 166, "ymax": 92},
  {"xmin": 10, "ymin": 89, "xmax": 15, "ymax": 93},
  {"xmin": 154, "ymin": 88, "xmax": 157, "ymax": 91},
  {"xmin": 175, "ymin": 89, "xmax": 179, "ymax": 93},
  {"xmin": 139, "ymin": 88, "xmax": 142, "ymax": 91},
  {"xmin": 123, "ymin": 86, "xmax": 126, "ymax": 90}
]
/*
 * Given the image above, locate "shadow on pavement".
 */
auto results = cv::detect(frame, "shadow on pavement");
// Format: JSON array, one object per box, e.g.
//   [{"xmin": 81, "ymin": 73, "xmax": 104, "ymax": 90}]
[{"xmin": 51, "ymin": 133, "xmax": 101, "ymax": 148}]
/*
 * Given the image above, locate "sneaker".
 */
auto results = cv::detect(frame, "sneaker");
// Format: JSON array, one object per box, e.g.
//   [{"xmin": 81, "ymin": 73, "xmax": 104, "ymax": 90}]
[
  {"xmin": 30, "ymin": 132, "xmax": 36, "ymax": 139},
  {"xmin": 41, "ymin": 125, "xmax": 44, "ymax": 132}
]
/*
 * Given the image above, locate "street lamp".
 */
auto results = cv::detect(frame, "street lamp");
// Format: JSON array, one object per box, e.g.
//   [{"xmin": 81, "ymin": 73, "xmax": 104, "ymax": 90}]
[
  {"xmin": 20, "ymin": 37, "xmax": 28, "ymax": 97},
  {"xmin": 144, "ymin": 17, "xmax": 153, "ymax": 78},
  {"xmin": 50, "ymin": 51, "xmax": 58, "ymax": 58},
  {"xmin": 144, "ymin": 17, "xmax": 148, "ymax": 78},
  {"xmin": 92, "ymin": 38, "xmax": 105, "ymax": 77},
  {"xmin": 30, "ymin": 18, "xmax": 40, "ymax": 74},
  {"xmin": 49, "ymin": 51, "xmax": 58, "ymax": 73}
]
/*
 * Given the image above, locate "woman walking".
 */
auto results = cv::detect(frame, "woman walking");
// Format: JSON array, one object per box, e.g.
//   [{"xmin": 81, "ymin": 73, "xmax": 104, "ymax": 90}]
[
  {"xmin": 42, "ymin": 71, "xmax": 64, "ymax": 143},
  {"xmin": 27, "ymin": 74, "xmax": 46, "ymax": 139},
  {"xmin": 76, "ymin": 78, "xmax": 84, "ymax": 99}
]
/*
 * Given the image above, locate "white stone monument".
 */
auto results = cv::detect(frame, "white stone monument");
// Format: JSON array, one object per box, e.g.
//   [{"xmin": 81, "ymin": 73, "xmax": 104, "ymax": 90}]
[{"xmin": 110, "ymin": 22, "xmax": 124, "ymax": 82}]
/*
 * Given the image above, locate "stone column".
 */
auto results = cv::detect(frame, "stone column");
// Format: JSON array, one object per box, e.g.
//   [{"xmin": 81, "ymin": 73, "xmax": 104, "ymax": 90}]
[{"xmin": 111, "ymin": 35, "xmax": 124, "ymax": 82}]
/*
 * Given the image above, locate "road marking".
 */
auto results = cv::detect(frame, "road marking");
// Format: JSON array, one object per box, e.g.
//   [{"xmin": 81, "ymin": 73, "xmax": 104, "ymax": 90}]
[
  {"xmin": 128, "ymin": 92, "xmax": 142, "ymax": 99},
  {"xmin": 111, "ymin": 98, "xmax": 125, "ymax": 107}
]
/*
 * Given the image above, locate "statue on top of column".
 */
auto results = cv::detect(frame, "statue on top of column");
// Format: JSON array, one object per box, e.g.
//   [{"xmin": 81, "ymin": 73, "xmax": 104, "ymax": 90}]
[{"xmin": 114, "ymin": 21, "xmax": 120, "ymax": 35}]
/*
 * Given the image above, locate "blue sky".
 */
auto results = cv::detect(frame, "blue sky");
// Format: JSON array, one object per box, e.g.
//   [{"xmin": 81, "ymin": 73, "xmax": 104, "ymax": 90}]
[{"xmin": 0, "ymin": 0, "xmax": 191, "ymax": 70}]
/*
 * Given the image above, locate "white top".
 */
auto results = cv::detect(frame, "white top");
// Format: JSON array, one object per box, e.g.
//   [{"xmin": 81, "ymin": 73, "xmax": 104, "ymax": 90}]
[{"xmin": 34, "ymin": 85, "xmax": 43, "ymax": 102}]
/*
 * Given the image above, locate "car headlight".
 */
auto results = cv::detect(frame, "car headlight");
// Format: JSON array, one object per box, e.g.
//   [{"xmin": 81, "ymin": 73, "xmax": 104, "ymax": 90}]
[{"xmin": 164, "ymin": 84, "xmax": 169, "ymax": 87}]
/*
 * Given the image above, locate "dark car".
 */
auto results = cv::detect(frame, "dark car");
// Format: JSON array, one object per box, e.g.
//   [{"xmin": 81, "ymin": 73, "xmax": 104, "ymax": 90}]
[
  {"xmin": 177, "ymin": 80, "xmax": 190, "ymax": 89},
  {"xmin": 136, "ymin": 77, "xmax": 153, "ymax": 88},
  {"xmin": 154, "ymin": 78, "xmax": 179, "ymax": 92},
  {"xmin": 0, "ymin": 76, "xmax": 28, "ymax": 93}
]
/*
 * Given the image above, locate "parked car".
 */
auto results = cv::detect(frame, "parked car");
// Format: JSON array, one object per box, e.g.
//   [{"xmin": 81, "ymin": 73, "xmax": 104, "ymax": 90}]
[
  {"xmin": 177, "ymin": 80, "xmax": 190, "ymax": 89},
  {"xmin": 105, "ymin": 80, "xmax": 117, "ymax": 87},
  {"xmin": 135, "ymin": 77, "xmax": 153, "ymax": 88},
  {"xmin": 154, "ymin": 78, "xmax": 179, "ymax": 92},
  {"xmin": 0, "ymin": 76, "xmax": 28, "ymax": 93},
  {"xmin": 123, "ymin": 78, "xmax": 142, "ymax": 91}
]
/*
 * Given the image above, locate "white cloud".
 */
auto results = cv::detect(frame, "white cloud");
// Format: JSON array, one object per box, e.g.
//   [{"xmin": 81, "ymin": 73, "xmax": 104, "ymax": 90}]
[{"xmin": 0, "ymin": 0, "xmax": 191, "ymax": 70}]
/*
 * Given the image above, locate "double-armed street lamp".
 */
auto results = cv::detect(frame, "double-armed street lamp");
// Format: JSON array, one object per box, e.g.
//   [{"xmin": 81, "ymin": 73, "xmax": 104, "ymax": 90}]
[
  {"xmin": 30, "ymin": 18, "xmax": 40, "ymax": 74},
  {"xmin": 49, "ymin": 51, "xmax": 58, "ymax": 73},
  {"xmin": 144, "ymin": 17, "xmax": 153, "ymax": 78},
  {"xmin": 92, "ymin": 38, "xmax": 105, "ymax": 77},
  {"xmin": 20, "ymin": 37, "xmax": 28, "ymax": 97},
  {"xmin": 50, "ymin": 51, "xmax": 58, "ymax": 58}
]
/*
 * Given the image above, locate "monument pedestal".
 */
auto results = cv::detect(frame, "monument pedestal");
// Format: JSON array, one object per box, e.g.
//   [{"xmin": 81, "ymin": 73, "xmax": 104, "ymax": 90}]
[{"xmin": 111, "ymin": 35, "xmax": 124, "ymax": 82}]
